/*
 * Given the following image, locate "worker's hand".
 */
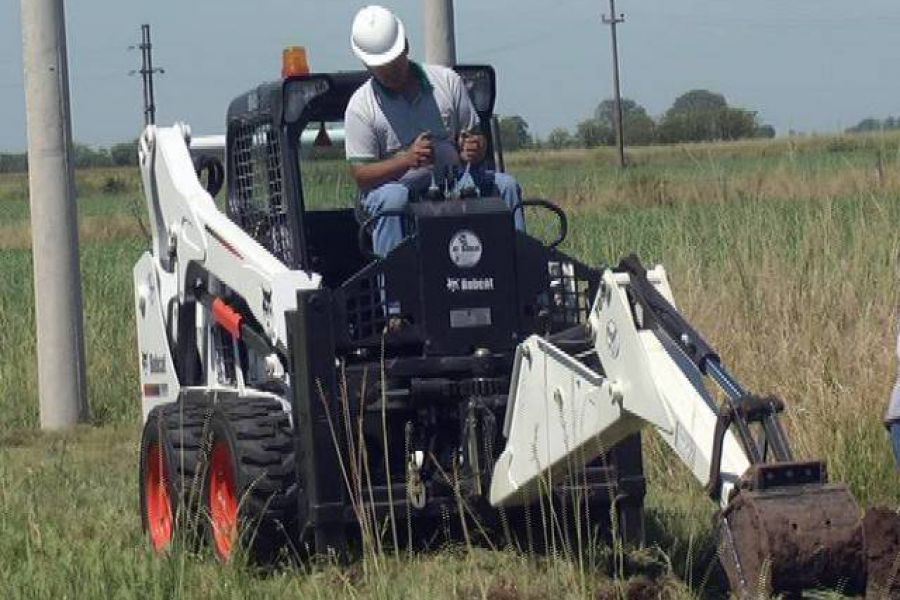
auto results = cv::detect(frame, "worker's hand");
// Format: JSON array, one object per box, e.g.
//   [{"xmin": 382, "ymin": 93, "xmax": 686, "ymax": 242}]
[
  {"xmin": 404, "ymin": 132, "xmax": 434, "ymax": 169},
  {"xmin": 458, "ymin": 131, "xmax": 486, "ymax": 164}
]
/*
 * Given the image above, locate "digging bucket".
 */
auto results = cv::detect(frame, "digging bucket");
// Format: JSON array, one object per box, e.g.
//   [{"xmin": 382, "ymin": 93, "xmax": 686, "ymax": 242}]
[{"xmin": 718, "ymin": 483, "xmax": 867, "ymax": 597}]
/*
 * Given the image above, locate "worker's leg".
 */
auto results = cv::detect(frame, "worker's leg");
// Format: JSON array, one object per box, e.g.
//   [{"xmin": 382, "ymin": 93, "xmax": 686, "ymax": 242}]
[
  {"xmin": 362, "ymin": 183, "xmax": 410, "ymax": 257},
  {"xmin": 467, "ymin": 167, "xmax": 526, "ymax": 231},
  {"xmin": 891, "ymin": 421, "xmax": 900, "ymax": 469},
  {"xmin": 490, "ymin": 171, "xmax": 526, "ymax": 232}
]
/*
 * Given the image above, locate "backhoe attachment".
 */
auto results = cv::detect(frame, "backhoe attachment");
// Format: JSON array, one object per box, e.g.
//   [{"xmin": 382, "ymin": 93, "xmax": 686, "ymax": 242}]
[{"xmin": 491, "ymin": 254, "xmax": 900, "ymax": 597}]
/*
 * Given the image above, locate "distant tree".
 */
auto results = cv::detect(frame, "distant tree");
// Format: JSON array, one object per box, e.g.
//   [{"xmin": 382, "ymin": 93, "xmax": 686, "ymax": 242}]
[
  {"xmin": 657, "ymin": 112, "xmax": 709, "ymax": 143},
  {"xmin": 715, "ymin": 108, "xmax": 759, "ymax": 140},
  {"xmin": 546, "ymin": 127, "xmax": 573, "ymax": 150},
  {"xmin": 576, "ymin": 118, "xmax": 610, "ymax": 148},
  {"xmin": 669, "ymin": 89, "xmax": 727, "ymax": 115},
  {"xmin": 855, "ymin": 118, "xmax": 881, "ymax": 132},
  {"xmin": 594, "ymin": 98, "xmax": 656, "ymax": 146},
  {"xmin": 845, "ymin": 117, "xmax": 900, "ymax": 134},
  {"xmin": 754, "ymin": 124, "xmax": 776, "ymax": 139},
  {"xmin": 658, "ymin": 90, "xmax": 762, "ymax": 143},
  {"xmin": 0, "ymin": 153, "xmax": 28, "ymax": 173},
  {"xmin": 0, "ymin": 139, "xmax": 144, "ymax": 173},
  {"xmin": 110, "ymin": 140, "xmax": 139, "ymax": 166},
  {"xmin": 497, "ymin": 115, "xmax": 532, "ymax": 151},
  {"xmin": 72, "ymin": 144, "xmax": 112, "ymax": 168}
]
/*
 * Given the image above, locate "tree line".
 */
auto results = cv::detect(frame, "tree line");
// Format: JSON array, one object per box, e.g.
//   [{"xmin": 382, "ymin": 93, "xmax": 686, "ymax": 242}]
[
  {"xmin": 0, "ymin": 140, "xmax": 138, "ymax": 173},
  {"xmin": 498, "ymin": 89, "xmax": 776, "ymax": 151},
  {"xmin": 846, "ymin": 116, "xmax": 900, "ymax": 134},
  {"xmin": 0, "ymin": 90, "xmax": 775, "ymax": 174}
]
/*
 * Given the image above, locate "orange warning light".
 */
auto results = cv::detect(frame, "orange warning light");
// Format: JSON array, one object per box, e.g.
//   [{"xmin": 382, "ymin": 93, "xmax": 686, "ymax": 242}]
[{"xmin": 282, "ymin": 46, "xmax": 310, "ymax": 78}]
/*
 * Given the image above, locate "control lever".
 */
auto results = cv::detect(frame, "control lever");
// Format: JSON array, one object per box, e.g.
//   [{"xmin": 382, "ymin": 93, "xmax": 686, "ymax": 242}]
[
  {"xmin": 424, "ymin": 168, "xmax": 444, "ymax": 201},
  {"xmin": 456, "ymin": 162, "xmax": 479, "ymax": 199}
]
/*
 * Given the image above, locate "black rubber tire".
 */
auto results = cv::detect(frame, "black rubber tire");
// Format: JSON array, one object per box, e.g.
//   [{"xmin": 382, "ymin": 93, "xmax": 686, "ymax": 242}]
[
  {"xmin": 139, "ymin": 406, "xmax": 178, "ymax": 551},
  {"xmin": 204, "ymin": 397, "xmax": 298, "ymax": 564},
  {"xmin": 139, "ymin": 401, "xmax": 212, "ymax": 550}
]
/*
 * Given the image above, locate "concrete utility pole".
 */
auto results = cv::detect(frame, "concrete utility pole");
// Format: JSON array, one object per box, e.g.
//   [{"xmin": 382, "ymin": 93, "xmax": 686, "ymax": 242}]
[
  {"xmin": 424, "ymin": 0, "xmax": 456, "ymax": 66},
  {"xmin": 20, "ymin": 0, "xmax": 89, "ymax": 429},
  {"xmin": 602, "ymin": 0, "xmax": 626, "ymax": 168},
  {"xmin": 129, "ymin": 24, "xmax": 165, "ymax": 126}
]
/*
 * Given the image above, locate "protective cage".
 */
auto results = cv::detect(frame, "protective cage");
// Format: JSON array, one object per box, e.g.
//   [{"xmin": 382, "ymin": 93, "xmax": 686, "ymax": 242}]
[{"xmin": 225, "ymin": 66, "xmax": 500, "ymax": 272}]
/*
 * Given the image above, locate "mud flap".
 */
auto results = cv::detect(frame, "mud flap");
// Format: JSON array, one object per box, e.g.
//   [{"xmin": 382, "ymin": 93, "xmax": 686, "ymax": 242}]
[{"xmin": 718, "ymin": 484, "xmax": 866, "ymax": 597}]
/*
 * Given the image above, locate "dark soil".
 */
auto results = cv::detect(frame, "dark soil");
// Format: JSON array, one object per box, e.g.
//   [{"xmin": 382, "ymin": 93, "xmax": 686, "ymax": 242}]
[{"xmin": 864, "ymin": 507, "xmax": 900, "ymax": 597}]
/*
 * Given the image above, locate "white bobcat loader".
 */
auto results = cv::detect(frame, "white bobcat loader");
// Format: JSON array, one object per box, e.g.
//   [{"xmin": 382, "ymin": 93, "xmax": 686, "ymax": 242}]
[{"xmin": 135, "ymin": 66, "xmax": 899, "ymax": 596}]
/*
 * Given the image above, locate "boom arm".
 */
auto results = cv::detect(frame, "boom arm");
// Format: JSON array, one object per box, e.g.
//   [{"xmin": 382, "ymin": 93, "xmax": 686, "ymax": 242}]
[
  {"xmin": 491, "ymin": 255, "xmax": 873, "ymax": 597},
  {"xmin": 490, "ymin": 261, "xmax": 750, "ymax": 507}
]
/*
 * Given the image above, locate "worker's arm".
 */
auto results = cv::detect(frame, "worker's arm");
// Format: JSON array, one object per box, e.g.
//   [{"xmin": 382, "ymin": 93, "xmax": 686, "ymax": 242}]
[
  {"xmin": 350, "ymin": 132, "xmax": 433, "ymax": 191},
  {"xmin": 459, "ymin": 131, "xmax": 487, "ymax": 165},
  {"xmin": 451, "ymin": 69, "xmax": 487, "ymax": 166}
]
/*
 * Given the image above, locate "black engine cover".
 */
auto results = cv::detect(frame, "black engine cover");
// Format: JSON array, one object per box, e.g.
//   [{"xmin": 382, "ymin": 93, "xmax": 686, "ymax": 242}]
[{"xmin": 411, "ymin": 198, "xmax": 519, "ymax": 356}]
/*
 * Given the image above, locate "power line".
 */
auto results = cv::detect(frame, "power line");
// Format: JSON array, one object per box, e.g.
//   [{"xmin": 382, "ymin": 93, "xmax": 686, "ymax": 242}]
[
  {"xmin": 602, "ymin": 0, "xmax": 626, "ymax": 168},
  {"xmin": 128, "ymin": 24, "xmax": 164, "ymax": 126}
]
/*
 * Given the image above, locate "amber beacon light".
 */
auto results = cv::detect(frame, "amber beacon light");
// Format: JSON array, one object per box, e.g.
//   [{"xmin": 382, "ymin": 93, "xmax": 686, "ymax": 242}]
[{"xmin": 282, "ymin": 46, "xmax": 310, "ymax": 78}]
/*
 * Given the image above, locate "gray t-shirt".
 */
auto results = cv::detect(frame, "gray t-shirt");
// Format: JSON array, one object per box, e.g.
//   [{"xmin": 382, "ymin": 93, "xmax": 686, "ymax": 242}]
[{"xmin": 344, "ymin": 62, "xmax": 479, "ymax": 190}]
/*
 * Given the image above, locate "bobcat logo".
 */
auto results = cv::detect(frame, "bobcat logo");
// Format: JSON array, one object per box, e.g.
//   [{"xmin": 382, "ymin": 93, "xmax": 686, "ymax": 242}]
[{"xmin": 448, "ymin": 230, "xmax": 482, "ymax": 268}]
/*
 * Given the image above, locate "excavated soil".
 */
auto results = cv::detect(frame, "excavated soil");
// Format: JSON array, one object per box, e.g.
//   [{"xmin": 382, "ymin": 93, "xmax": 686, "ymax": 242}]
[
  {"xmin": 864, "ymin": 507, "xmax": 900, "ymax": 597},
  {"xmin": 594, "ymin": 577, "xmax": 662, "ymax": 600}
]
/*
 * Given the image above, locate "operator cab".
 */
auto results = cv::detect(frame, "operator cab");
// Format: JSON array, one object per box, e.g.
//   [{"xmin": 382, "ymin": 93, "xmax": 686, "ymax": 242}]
[{"xmin": 220, "ymin": 66, "xmax": 599, "ymax": 358}]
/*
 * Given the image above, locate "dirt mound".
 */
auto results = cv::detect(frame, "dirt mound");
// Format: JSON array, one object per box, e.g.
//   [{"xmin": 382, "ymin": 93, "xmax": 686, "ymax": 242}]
[
  {"xmin": 864, "ymin": 507, "xmax": 900, "ymax": 596},
  {"xmin": 595, "ymin": 577, "xmax": 668, "ymax": 600},
  {"xmin": 486, "ymin": 580, "xmax": 521, "ymax": 600}
]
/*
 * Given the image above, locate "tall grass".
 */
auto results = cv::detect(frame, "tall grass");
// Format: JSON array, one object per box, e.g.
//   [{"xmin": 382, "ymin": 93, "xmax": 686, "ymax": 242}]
[{"xmin": 1, "ymin": 132, "xmax": 900, "ymax": 597}]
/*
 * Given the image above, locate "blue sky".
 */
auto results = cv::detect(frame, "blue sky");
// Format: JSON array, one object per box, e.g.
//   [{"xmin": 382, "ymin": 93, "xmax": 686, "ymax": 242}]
[{"xmin": 1, "ymin": 0, "xmax": 898, "ymax": 150}]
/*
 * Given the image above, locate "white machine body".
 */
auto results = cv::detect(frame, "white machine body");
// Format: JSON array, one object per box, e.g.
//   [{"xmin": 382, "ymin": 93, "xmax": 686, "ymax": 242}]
[{"xmin": 133, "ymin": 124, "xmax": 320, "ymax": 420}]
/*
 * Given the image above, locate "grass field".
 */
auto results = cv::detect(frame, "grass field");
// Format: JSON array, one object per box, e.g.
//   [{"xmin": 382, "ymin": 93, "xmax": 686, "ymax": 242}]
[{"xmin": 2, "ymin": 132, "xmax": 900, "ymax": 598}]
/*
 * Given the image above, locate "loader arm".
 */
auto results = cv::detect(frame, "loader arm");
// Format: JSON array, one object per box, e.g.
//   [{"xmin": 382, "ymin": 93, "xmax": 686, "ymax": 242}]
[
  {"xmin": 137, "ymin": 124, "xmax": 320, "ymax": 355},
  {"xmin": 491, "ymin": 255, "xmax": 874, "ymax": 597}
]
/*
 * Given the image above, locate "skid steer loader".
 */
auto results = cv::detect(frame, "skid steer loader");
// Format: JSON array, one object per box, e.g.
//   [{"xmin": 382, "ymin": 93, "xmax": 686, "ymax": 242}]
[{"xmin": 135, "ymin": 65, "xmax": 900, "ymax": 596}]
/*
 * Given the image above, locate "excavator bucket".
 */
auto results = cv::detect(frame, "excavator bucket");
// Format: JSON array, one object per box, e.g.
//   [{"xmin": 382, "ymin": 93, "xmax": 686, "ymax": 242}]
[
  {"xmin": 716, "ymin": 459, "xmax": 900, "ymax": 597},
  {"xmin": 719, "ymin": 483, "xmax": 866, "ymax": 597}
]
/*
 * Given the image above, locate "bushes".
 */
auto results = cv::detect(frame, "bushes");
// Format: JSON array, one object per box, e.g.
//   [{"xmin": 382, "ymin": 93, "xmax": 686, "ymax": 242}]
[
  {"xmin": 543, "ymin": 90, "xmax": 775, "ymax": 149},
  {"xmin": 0, "ymin": 139, "xmax": 138, "ymax": 174}
]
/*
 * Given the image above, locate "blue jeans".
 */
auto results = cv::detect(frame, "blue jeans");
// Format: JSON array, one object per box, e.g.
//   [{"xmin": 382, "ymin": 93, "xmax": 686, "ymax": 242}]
[
  {"xmin": 362, "ymin": 169, "xmax": 526, "ymax": 257},
  {"xmin": 891, "ymin": 422, "xmax": 900, "ymax": 469}
]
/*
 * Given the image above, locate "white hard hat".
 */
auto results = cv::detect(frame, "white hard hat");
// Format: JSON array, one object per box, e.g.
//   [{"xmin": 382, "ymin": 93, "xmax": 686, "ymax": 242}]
[{"xmin": 350, "ymin": 5, "xmax": 407, "ymax": 67}]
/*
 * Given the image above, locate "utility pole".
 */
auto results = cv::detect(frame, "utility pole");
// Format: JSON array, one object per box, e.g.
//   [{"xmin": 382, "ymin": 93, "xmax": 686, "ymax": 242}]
[
  {"xmin": 602, "ymin": 0, "xmax": 626, "ymax": 168},
  {"xmin": 424, "ymin": 0, "xmax": 456, "ymax": 66},
  {"xmin": 129, "ymin": 24, "xmax": 164, "ymax": 126},
  {"xmin": 20, "ymin": 0, "xmax": 88, "ymax": 429}
]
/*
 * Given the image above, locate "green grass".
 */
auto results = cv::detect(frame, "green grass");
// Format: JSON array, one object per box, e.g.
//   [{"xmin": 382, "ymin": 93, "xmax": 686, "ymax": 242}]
[
  {"xmin": 1, "ymin": 426, "xmax": 691, "ymax": 599},
  {"xmin": 2, "ymin": 132, "xmax": 900, "ymax": 597}
]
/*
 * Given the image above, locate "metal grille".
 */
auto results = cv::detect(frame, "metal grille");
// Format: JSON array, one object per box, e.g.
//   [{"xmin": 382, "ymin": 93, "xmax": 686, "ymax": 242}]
[
  {"xmin": 228, "ymin": 120, "xmax": 295, "ymax": 265},
  {"xmin": 539, "ymin": 260, "xmax": 593, "ymax": 327},
  {"xmin": 344, "ymin": 273, "xmax": 392, "ymax": 342}
]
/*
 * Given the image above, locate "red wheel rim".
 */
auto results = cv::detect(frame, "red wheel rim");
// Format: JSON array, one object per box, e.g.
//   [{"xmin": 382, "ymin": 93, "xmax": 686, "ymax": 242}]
[
  {"xmin": 145, "ymin": 442, "xmax": 174, "ymax": 551},
  {"xmin": 209, "ymin": 441, "xmax": 239, "ymax": 559}
]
